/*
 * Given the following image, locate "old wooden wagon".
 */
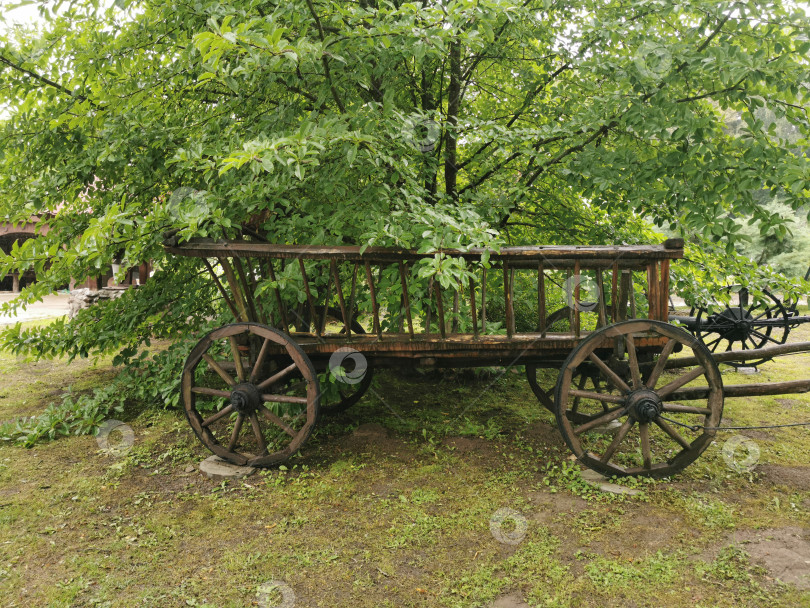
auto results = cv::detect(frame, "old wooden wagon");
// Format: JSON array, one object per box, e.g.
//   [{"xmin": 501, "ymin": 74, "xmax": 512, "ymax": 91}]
[{"xmin": 164, "ymin": 234, "xmax": 810, "ymax": 478}]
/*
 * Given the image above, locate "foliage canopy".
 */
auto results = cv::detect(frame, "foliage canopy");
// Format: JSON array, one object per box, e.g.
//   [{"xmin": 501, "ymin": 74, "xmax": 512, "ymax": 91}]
[{"xmin": 0, "ymin": 0, "xmax": 808, "ymax": 375}]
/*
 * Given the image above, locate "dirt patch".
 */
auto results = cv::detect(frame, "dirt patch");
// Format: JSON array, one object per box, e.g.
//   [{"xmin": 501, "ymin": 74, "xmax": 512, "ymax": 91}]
[
  {"xmin": 740, "ymin": 430, "xmax": 775, "ymax": 441},
  {"xmin": 520, "ymin": 421, "xmax": 565, "ymax": 448},
  {"xmin": 756, "ymin": 465, "xmax": 810, "ymax": 490},
  {"xmin": 731, "ymin": 527, "xmax": 810, "ymax": 590},
  {"xmin": 443, "ymin": 436, "xmax": 490, "ymax": 453},
  {"xmin": 489, "ymin": 592, "xmax": 531, "ymax": 608},
  {"xmin": 775, "ymin": 398, "xmax": 800, "ymax": 409}
]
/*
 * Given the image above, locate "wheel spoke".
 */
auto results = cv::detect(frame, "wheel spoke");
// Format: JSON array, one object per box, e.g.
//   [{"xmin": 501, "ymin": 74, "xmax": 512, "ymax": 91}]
[
  {"xmin": 256, "ymin": 362, "xmax": 298, "ymax": 391},
  {"xmin": 646, "ymin": 338, "xmax": 679, "ymax": 389},
  {"xmin": 192, "ymin": 387, "xmax": 231, "ymax": 398},
  {"xmin": 203, "ymin": 354, "xmax": 235, "ymax": 387},
  {"xmin": 653, "ymin": 417, "xmax": 691, "ymax": 449},
  {"xmin": 201, "ymin": 403, "xmax": 234, "ymax": 427},
  {"xmin": 574, "ymin": 406, "xmax": 626, "ymax": 435},
  {"xmin": 624, "ymin": 333, "xmax": 641, "ymax": 389},
  {"xmin": 751, "ymin": 329, "xmax": 779, "ymax": 345},
  {"xmin": 227, "ymin": 414, "xmax": 245, "ymax": 451},
  {"xmin": 228, "ymin": 336, "xmax": 245, "ymax": 381},
  {"xmin": 572, "ymin": 373, "xmax": 588, "ymax": 414},
  {"xmin": 249, "ymin": 412, "xmax": 268, "ymax": 455},
  {"xmin": 662, "ymin": 403, "xmax": 712, "ymax": 415},
  {"xmin": 586, "ymin": 353, "xmax": 630, "ymax": 393},
  {"xmin": 262, "ymin": 393, "xmax": 309, "ymax": 405},
  {"xmin": 600, "ymin": 418, "xmax": 634, "ymax": 463},
  {"xmin": 249, "ymin": 338, "xmax": 273, "ymax": 383},
  {"xmin": 639, "ymin": 423, "xmax": 652, "ymax": 469},
  {"xmin": 657, "ymin": 366, "xmax": 705, "ymax": 399},
  {"xmin": 705, "ymin": 336, "xmax": 722, "ymax": 352},
  {"xmin": 259, "ymin": 405, "xmax": 297, "ymax": 437},
  {"xmin": 568, "ymin": 389, "xmax": 626, "ymax": 404}
]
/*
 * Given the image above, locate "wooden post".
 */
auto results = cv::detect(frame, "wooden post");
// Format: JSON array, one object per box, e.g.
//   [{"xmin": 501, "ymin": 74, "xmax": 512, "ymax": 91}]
[
  {"xmin": 398, "ymin": 261, "xmax": 414, "ymax": 338},
  {"xmin": 504, "ymin": 262, "xmax": 514, "ymax": 338},
  {"xmin": 538, "ymin": 262, "xmax": 546, "ymax": 337},
  {"xmin": 331, "ymin": 260, "xmax": 351, "ymax": 337},
  {"xmin": 481, "ymin": 267, "xmax": 487, "ymax": 334},
  {"xmin": 596, "ymin": 270, "xmax": 607, "ymax": 328},
  {"xmin": 298, "ymin": 259, "xmax": 319, "ymax": 336},
  {"xmin": 469, "ymin": 277, "xmax": 478, "ymax": 338},
  {"xmin": 611, "ymin": 261, "xmax": 619, "ymax": 323},
  {"xmin": 434, "ymin": 280, "xmax": 446, "ymax": 339},
  {"xmin": 364, "ymin": 261, "xmax": 382, "ymax": 339},
  {"xmin": 573, "ymin": 261, "xmax": 581, "ymax": 338},
  {"xmin": 11, "ymin": 272, "xmax": 19, "ymax": 293},
  {"xmin": 659, "ymin": 260, "xmax": 670, "ymax": 321}
]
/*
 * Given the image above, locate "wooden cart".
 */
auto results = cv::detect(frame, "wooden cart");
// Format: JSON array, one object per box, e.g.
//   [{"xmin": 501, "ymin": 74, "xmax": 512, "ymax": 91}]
[{"xmin": 165, "ymin": 235, "xmax": 810, "ymax": 478}]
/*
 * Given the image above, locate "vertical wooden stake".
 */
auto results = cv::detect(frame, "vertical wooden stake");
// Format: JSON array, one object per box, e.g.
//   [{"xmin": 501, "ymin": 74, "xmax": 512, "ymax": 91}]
[
  {"xmin": 399, "ymin": 261, "xmax": 414, "ymax": 338},
  {"xmin": 573, "ymin": 260, "xmax": 581, "ymax": 338},
  {"xmin": 298, "ymin": 258, "xmax": 319, "ymax": 336},
  {"xmin": 538, "ymin": 262, "xmax": 546, "ymax": 337},
  {"xmin": 481, "ymin": 266, "xmax": 487, "ymax": 334},
  {"xmin": 469, "ymin": 277, "xmax": 479, "ymax": 338},
  {"xmin": 364, "ymin": 261, "xmax": 381, "ymax": 339},
  {"xmin": 331, "ymin": 260, "xmax": 350, "ymax": 337},
  {"xmin": 434, "ymin": 280, "xmax": 446, "ymax": 339},
  {"xmin": 504, "ymin": 262, "xmax": 514, "ymax": 338}
]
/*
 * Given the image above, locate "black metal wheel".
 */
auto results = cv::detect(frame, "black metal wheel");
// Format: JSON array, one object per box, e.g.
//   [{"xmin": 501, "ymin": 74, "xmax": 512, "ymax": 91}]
[{"xmin": 690, "ymin": 287, "xmax": 789, "ymax": 366}]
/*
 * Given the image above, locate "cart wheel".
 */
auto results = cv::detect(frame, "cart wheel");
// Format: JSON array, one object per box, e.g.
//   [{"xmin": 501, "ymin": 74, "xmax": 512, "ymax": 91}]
[
  {"xmin": 182, "ymin": 323, "xmax": 319, "ymax": 467},
  {"xmin": 279, "ymin": 359, "xmax": 374, "ymax": 416},
  {"xmin": 322, "ymin": 362, "xmax": 374, "ymax": 415},
  {"xmin": 690, "ymin": 287, "xmax": 789, "ymax": 366},
  {"xmin": 526, "ymin": 364, "xmax": 555, "ymax": 413},
  {"xmin": 555, "ymin": 320, "xmax": 723, "ymax": 478},
  {"xmin": 528, "ymin": 364, "xmax": 622, "ymax": 425}
]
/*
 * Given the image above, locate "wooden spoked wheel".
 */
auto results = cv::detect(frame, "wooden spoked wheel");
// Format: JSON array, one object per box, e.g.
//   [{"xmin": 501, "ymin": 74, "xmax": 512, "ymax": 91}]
[
  {"xmin": 281, "ymin": 357, "xmax": 374, "ymax": 416},
  {"xmin": 527, "ymin": 364, "xmax": 621, "ymax": 425},
  {"xmin": 182, "ymin": 323, "xmax": 319, "ymax": 467},
  {"xmin": 555, "ymin": 320, "xmax": 724, "ymax": 478}
]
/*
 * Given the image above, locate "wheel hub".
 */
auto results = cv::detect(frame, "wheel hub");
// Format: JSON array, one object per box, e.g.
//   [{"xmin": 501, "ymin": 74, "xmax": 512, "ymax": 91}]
[
  {"xmin": 230, "ymin": 383, "xmax": 261, "ymax": 415},
  {"xmin": 716, "ymin": 308, "xmax": 753, "ymax": 342},
  {"xmin": 626, "ymin": 389, "xmax": 663, "ymax": 423}
]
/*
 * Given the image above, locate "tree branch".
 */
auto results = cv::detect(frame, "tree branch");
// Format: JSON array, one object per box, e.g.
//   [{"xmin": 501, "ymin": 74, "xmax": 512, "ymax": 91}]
[{"xmin": 0, "ymin": 54, "xmax": 97, "ymax": 108}]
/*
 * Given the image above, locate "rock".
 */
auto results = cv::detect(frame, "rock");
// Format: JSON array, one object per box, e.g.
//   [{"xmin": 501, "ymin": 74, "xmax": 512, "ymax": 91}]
[
  {"xmin": 199, "ymin": 455, "xmax": 256, "ymax": 481},
  {"xmin": 184, "ymin": 465, "xmax": 195, "ymax": 473},
  {"xmin": 736, "ymin": 366, "xmax": 759, "ymax": 375},
  {"xmin": 580, "ymin": 468, "xmax": 641, "ymax": 495},
  {"xmin": 68, "ymin": 287, "xmax": 129, "ymax": 318},
  {"xmin": 489, "ymin": 593, "xmax": 531, "ymax": 608}
]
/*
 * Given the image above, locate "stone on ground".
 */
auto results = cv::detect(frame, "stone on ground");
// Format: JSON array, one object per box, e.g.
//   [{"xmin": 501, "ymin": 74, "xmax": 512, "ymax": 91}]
[{"xmin": 199, "ymin": 455, "xmax": 256, "ymax": 481}]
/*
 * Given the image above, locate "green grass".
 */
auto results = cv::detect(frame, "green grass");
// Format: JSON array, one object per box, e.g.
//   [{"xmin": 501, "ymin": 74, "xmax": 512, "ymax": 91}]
[{"xmin": 0, "ymin": 318, "xmax": 809, "ymax": 606}]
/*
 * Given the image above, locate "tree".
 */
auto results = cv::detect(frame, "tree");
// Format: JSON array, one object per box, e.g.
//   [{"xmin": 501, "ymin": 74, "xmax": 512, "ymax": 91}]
[{"xmin": 0, "ymin": 0, "xmax": 808, "ymax": 376}]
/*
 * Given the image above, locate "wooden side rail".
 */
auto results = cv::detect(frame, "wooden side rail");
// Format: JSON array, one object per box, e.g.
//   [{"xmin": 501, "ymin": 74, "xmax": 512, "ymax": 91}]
[{"xmin": 166, "ymin": 238, "xmax": 683, "ymax": 340}]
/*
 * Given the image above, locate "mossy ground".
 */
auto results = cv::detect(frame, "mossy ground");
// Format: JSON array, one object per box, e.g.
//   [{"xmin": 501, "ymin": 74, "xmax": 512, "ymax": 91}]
[{"xmin": 0, "ymin": 313, "xmax": 809, "ymax": 607}]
